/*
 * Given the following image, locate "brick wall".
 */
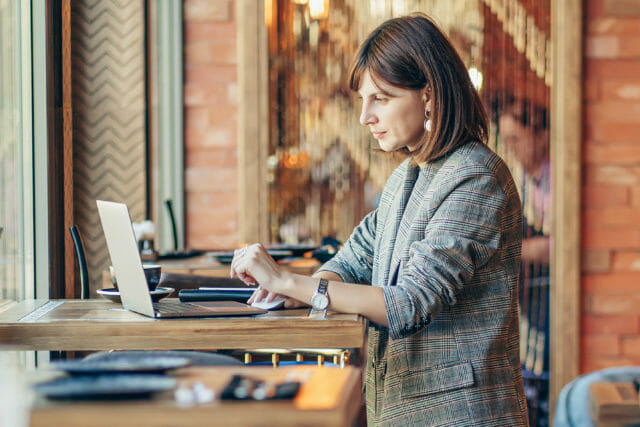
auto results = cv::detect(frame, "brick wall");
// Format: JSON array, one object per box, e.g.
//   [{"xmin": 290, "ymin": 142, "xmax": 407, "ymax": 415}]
[
  {"xmin": 582, "ymin": 0, "xmax": 640, "ymax": 372},
  {"xmin": 183, "ymin": 0, "xmax": 239, "ymax": 249}
]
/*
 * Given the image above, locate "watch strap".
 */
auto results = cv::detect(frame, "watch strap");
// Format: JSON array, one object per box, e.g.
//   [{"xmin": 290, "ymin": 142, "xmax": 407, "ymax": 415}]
[
  {"xmin": 308, "ymin": 278, "xmax": 329, "ymax": 319},
  {"xmin": 317, "ymin": 278, "xmax": 328, "ymax": 295}
]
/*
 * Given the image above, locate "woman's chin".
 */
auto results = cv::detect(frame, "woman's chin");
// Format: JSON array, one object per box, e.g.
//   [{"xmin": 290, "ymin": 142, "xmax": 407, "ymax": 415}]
[{"xmin": 377, "ymin": 141, "xmax": 400, "ymax": 152}]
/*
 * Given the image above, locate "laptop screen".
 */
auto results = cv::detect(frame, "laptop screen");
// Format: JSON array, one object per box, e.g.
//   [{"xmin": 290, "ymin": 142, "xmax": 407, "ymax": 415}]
[{"xmin": 97, "ymin": 200, "xmax": 155, "ymax": 317}]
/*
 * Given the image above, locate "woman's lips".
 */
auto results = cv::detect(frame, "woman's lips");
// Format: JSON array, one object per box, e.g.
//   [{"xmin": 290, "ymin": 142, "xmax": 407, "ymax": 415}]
[{"xmin": 372, "ymin": 131, "xmax": 386, "ymax": 139}]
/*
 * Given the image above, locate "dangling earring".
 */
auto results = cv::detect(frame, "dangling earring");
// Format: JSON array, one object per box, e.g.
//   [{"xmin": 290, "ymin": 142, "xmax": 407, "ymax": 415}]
[{"xmin": 424, "ymin": 109, "xmax": 432, "ymax": 132}]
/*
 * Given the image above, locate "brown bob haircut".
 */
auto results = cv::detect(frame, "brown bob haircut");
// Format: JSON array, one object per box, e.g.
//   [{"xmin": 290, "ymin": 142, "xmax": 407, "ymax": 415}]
[{"xmin": 349, "ymin": 13, "xmax": 488, "ymax": 163}]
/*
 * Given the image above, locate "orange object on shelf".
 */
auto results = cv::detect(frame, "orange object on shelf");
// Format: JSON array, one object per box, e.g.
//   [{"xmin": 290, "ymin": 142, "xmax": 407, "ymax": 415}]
[{"xmin": 293, "ymin": 367, "xmax": 354, "ymax": 410}]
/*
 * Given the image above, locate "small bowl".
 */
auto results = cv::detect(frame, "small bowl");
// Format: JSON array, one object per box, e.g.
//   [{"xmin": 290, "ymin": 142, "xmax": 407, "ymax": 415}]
[
  {"xmin": 97, "ymin": 287, "xmax": 174, "ymax": 303},
  {"xmin": 109, "ymin": 264, "xmax": 162, "ymax": 291}
]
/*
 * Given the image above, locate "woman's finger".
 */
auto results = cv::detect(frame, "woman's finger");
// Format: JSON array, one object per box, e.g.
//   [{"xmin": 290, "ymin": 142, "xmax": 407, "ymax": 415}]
[
  {"xmin": 248, "ymin": 287, "xmax": 266, "ymax": 304},
  {"xmin": 248, "ymin": 287, "xmax": 268, "ymax": 304},
  {"xmin": 264, "ymin": 290, "xmax": 278, "ymax": 303},
  {"xmin": 238, "ymin": 272, "xmax": 256, "ymax": 285},
  {"xmin": 229, "ymin": 247, "xmax": 243, "ymax": 278},
  {"xmin": 231, "ymin": 246, "xmax": 258, "ymax": 286}
]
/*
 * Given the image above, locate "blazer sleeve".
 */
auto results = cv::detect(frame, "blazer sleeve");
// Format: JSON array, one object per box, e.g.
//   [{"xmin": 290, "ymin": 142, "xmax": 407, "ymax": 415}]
[
  {"xmin": 383, "ymin": 165, "xmax": 509, "ymax": 340},
  {"xmin": 315, "ymin": 209, "xmax": 377, "ymax": 285}
]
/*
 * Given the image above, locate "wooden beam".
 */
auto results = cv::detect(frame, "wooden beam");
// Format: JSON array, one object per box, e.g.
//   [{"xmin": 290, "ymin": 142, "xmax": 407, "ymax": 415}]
[
  {"xmin": 62, "ymin": 0, "xmax": 75, "ymax": 298},
  {"xmin": 550, "ymin": 0, "xmax": 583, "ymax": 413},
  {"xmin": 237, "ymin": 0, "xmax": 270, "ymax": 243}
]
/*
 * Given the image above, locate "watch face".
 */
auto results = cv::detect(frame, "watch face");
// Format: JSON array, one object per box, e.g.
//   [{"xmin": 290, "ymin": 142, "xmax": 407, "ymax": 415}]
[{"xmin": 311, "ymin": 293, "xmax": 329, "ymax": 310}]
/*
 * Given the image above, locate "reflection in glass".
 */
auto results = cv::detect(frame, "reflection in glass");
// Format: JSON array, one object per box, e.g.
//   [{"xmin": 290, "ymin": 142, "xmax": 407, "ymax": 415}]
[{"xmin": 0, "ymin": 2, "xmax": 33, "ymax": 302}]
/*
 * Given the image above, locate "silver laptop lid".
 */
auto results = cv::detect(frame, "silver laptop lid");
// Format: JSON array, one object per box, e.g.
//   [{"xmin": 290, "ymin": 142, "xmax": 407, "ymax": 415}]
[{"xmin": 96, "ymin": 200, "xmax": 155, "ymax": 317}]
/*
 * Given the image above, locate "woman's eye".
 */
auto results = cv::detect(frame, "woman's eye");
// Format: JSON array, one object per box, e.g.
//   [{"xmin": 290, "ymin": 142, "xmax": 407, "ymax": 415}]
[{"xmin": 374, "ymin": 96, "xmax": 387, "ymax": 102}]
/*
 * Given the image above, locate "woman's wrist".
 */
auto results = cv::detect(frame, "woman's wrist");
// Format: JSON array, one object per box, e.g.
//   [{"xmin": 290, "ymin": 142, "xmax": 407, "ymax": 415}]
[{"xmin": 275, "ymin": 269, "xmax": 296, "ymax": 294}]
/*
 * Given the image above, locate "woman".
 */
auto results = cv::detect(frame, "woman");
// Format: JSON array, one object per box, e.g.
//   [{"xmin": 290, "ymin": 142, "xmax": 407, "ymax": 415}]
[{"xmin": 231, "ymin": 13, "xmax": 528, "ymax": 426}]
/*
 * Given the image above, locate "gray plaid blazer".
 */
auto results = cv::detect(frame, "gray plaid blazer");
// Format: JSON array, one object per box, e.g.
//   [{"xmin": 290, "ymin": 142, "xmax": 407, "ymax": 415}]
[{"xmin": 318, "ymin": 141, "xmax": 529, "ymax": 426}]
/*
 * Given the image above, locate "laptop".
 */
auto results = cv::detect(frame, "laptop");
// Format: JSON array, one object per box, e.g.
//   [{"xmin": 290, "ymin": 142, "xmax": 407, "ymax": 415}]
[{"xmin": 96, "ymin": 200, "xmax": 266, "ymax": 318}]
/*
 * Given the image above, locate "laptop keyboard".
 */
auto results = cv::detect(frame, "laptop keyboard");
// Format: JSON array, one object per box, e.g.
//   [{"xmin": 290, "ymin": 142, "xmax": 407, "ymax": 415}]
[{"xmin": 154, "ymin": 300, "xmax": 202, "ymax": 314}]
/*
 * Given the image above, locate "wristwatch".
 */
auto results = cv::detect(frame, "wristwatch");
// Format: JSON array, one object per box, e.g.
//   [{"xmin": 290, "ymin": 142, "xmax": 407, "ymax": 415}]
[{"xmin": 309, "ymin": 278, "xmax": 329, "ymax": 318}]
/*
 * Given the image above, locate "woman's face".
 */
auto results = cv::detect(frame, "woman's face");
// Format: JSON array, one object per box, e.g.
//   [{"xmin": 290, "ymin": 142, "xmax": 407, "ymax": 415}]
[{"xmin": 357, "ymin": 69, "xmax": 428, "ymax": 153}]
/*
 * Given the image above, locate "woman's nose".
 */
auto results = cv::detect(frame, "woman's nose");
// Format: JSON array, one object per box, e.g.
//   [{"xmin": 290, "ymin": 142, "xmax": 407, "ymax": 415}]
[{"xmin": 360, "ymin": 107, "xmax": 377, "ymax": 126}]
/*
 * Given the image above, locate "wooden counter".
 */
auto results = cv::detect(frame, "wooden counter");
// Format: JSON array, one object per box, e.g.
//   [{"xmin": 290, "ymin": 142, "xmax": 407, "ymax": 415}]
[{"xmin": 0, "ymin": 299, "xmax": 365, "ymax": 351}]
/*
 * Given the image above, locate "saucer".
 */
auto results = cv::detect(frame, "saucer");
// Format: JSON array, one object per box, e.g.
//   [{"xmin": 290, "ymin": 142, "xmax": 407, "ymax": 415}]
[
  {"xmin": 97, "ymin": 287, "xmax": 174, "ymax": 303},
  {"xmin": 49, "ymin": 356, "xmax": 192, "ymax": 375},
  {"xmin": 34, "ymin": 374, "xmax": 177, "ymax": 400}
]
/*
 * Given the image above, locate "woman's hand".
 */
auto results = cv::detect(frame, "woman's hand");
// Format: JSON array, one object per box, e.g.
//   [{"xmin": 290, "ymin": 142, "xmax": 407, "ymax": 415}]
[
  {"xmin": 229, "ymin": 243, "xmax": 291, "ymax": 295},
  {"xmin": 246, "ymin": 286, "xmax": 307, "ymax": 308}
]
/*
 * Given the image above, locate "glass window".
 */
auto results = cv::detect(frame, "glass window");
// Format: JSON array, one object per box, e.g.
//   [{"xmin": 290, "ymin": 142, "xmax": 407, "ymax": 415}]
[{"xmin": 0, "ymin": 1, "xmax": 34, "ymax": 301}]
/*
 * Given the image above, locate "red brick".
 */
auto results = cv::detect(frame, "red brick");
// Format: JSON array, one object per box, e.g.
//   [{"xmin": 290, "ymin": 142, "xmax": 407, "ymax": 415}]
[
  {"xmin": 209, "ymin": 106, "xmax": 238, "ymax": 126},
  {"xmin": 604, "ymin": 0, "xmax": 640, "ymax": 16},
  {"xmin": 620, "ymin": 38, "xmax": 640, "ymax": 58},
  {"xmin": 185, "ymin": 190, "xmax": 239, "ymax": 247},
  {"xmin": 184, "ymin": 107, "xmax": 211, "ymax": 132},
  {"xmin": 185, "ymin": 64, "xmax": 237, "ymax": 86},
  {"xmin": 583, "ymin": 272, "xmax": 640, "ymax": 293},
  {"xmin": 582, "ymin": 225, "xmax": 640, "ymax": 249},
  {"xmin": 185, "ymin": 105, "xmax": 238, "ymax": 133},
  {"xmin": 583, "ymin": 207, "xmax": 640, "ymax": 228},
  {"xmin": 583, "ymin": 165, "xmax": 640, "ymax": 186},
  {"xmin": 611, "ymin": 250, "xmax": 640, "ymax": 271},
  {"xmin": 582, "ymin": 333, "xmax": 621, "ymax": 356},
  {"xmin": 184, "ymin": 83, "xmax": 238, "ymax": 107},
  {"xmin": 184, "ymin": 40, "xmax": 237, "ymax": 65},
  {"xmin": 184, "ymin": 0, "xmax": 232, "ymax": 22},
  {"xmin": 182, "ymin": 1, "xmax": 240, "ymax": 252},
  {"xmin": 187, "ymin": 191, "xmax": 239, "ymax": 213},
  {"xmin": 621, "ymin": 335, "xmax": 640, "ymax": 356},
  {"xmin": 184, "ymin": 22, "xmax": 236, "ymax": 43},
  {"xmin": 588, "ymin": 17, "xmax": 640, "ymax": 35},
  {"xmin": 582, "ymin": 248, "xmax": 612, "ymax": 273},
  {"xmin": 581, "ymin": 0, "xmax": 640, "ymax": 378},
  {"xmin": 585, "ymin": 292, "xmax": 640, "ymax": 315},
  {"xmin": 586, "ymin": 35, "xmax": 619, "ymax": 58},
  {"xmin": 582, "ymin": 183, "xmax": 629, "ymax": 208},
  {"xmin": 582, "ymin": 314, "xmax": 640, "ymax": 334},
  {"xmin": 585, "ymin": 35, "xmax": 640, "ymax": 59},
  {"xmin": 629, "ymin": 186, "xmax": 640, "ymax": 206},
  {"xmin": 185, "ymin": 167, "xmax": 238, "ymax": 192},
  {"xmin": 186, "ymin": 210, "xmax": 238, "ymax": 238},
  {"xmin": 585, "ymin": 142, "xmax": 640, "ymax": 164},
  {"xmin": 186, "ymin": 148, "xmax": 238, "ymax": 168},
  {"xmin": 189, "ymin": 233, "xmax": 238, "ymax": 250},
  {"xmin": 586, "ymin": 0, "xmax": 607, "ymax": 17},
  {"xmin": 585, "ymin": 60, "xmax": 640, "ymax": 80},
  {"xmin": 602, "ymin": 81, "xmax": 640, "ymax": 100},
  {"xmin": 584, "ymin": 79, "xmax": 601, "ymax": 101},
  {"xmin": 185, "ymin": 126, "xmax": 236, "ymax": 150},
  {"xmin": 585, "ymin": 121, "xmax": 640, "ymax": 143},
  {"xmin": 581, "ymin": 355, "xmax": 637, "ymax": 373},
  {"xmin": 586, "ymin": 101, "xmax": 640, "ymax": 125}
]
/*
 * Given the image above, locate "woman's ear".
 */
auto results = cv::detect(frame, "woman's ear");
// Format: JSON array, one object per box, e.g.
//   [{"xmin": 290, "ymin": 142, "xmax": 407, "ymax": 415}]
[{"xmin": 422, "ymin": 85, "xmax": 432, "ymax": 103}]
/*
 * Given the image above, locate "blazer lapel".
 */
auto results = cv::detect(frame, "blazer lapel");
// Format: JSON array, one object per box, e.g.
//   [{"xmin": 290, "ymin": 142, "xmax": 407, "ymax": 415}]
[
  {"xmin": 386, "ymin": 161, "xmax": 441, "ymax": 287},
  {"xmin": 379, "ymin": 163, "xmax": 420, "ymax": 287}
]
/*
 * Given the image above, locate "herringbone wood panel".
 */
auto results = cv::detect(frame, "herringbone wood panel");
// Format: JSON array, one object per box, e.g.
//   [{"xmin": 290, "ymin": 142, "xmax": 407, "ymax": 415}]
[{"xmin": 71, "ymin": 0, "xmax": 146, "ymax": 295}]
